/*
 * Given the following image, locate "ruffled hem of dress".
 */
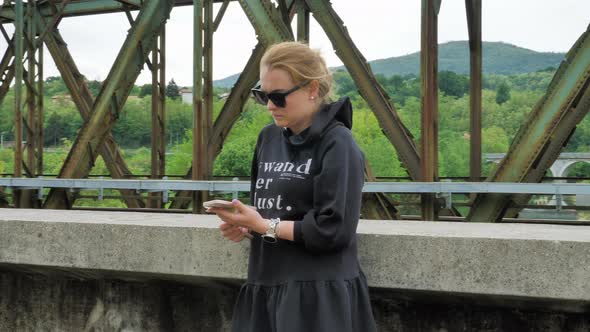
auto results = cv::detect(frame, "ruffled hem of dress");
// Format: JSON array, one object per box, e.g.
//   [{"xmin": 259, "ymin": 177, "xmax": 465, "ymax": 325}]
[{"xmin": 231, "ymin": 274, "xmax": 377, "ymax": 332}]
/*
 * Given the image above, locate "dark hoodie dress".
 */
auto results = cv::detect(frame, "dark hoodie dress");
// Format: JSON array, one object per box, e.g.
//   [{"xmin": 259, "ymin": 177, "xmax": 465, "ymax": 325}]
[{"xmin": 231, "ymin": 97, "xmax": 377, "ymax": 332}]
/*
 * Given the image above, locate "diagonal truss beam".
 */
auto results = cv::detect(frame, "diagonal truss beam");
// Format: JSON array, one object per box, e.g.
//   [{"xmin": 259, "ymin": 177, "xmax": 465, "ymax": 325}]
[
  {"xmin": 36, "ymin": 14, "xmax": 145, "ymax": 208},
  {"xmin": 0, "ymin": 37, "xmax": 15, "ymax": 104},
  {"xmin": 43, "ymin": 0, "xmax": 174, "ymax": 209},
  {"xmin": 239, "ymin": 0, "xmax": 293, "ymax": 44},
  {"xmin": 468, "ymin": 26, "xmax": 590, "ymax": 222},
  {"xmin": 305, "ymin": 0, "xmax": 421, "ymax": 180}
]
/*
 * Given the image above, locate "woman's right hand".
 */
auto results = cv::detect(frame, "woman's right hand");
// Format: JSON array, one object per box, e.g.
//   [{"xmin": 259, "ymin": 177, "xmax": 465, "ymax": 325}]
[{"xmin": 219, "ymin": 222, "xmax": 250, "ymax": 243}]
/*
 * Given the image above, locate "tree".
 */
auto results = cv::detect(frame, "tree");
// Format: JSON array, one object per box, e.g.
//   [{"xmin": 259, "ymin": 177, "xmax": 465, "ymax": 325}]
[
  {"xmin": 45, "ymin": 112, "xmax": 64, "ymax": 146},
  {"xmin": 166, "ymin": 79, "xmax": 180, "ymax": 100},
  {"xmin": 139, "ymin": 84, "xmax": 152, "ymax": 98},
  {"xmin": 495, "ymin": 81, "xmax": 511, "ymax": 105},
  {"xmin": 438, "ymin": 71, "xmax": 469, "ymax": 98}
]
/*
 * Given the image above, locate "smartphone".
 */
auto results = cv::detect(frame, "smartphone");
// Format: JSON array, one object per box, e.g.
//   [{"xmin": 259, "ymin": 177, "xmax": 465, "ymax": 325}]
[
  {"xmin": 204, "ymin": 199, "xmax": 254, "ymax": 240},
  {"xmin": 203, "ymin": 199, "xmax": 235, "ymax": 210}
]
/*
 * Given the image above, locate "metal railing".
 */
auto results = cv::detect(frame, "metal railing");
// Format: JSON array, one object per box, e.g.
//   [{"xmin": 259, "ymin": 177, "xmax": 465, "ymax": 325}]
[{"xmin": 1, "ymin": 177, "xmax": 590, "ymax": 199}]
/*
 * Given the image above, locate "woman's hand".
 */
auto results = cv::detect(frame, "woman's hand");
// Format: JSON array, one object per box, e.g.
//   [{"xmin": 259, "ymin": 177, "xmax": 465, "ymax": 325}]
[
  {"xmin": 209, "ymin": 199, "xmax": 267, "ymax": 236},
  {"xmin": 219, "ymin": 222, "xmax": 250, "ymax": 242}
]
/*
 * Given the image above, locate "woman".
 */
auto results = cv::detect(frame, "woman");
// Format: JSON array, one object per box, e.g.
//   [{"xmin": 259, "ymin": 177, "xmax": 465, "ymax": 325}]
[{"xmin": 209, "ymin": 41, "xmax": 377, "ymax": 332}]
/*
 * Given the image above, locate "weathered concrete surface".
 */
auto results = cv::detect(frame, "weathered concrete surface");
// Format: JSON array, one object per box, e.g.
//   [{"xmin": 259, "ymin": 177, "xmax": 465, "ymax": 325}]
[
  {"xmin": 1, "ymin": 272, "xmax": 589, "ymax": 332},
  {"xmin": 1, "ymin": 209, "xmax": 590, "ymax": 331}
]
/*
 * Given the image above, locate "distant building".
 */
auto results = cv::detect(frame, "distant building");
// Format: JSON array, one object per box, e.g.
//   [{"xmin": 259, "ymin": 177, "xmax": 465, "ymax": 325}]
[
  {"xmin": 179, "ymin": 87, "xmax": 231, "ymax": 104},
  {"xmin": 50, "ymin": 93, "xmax": 72, "ymax": 106},
  {"xmin": 179, "ymin": 87, "xmax": 192, "ymax": 104}
]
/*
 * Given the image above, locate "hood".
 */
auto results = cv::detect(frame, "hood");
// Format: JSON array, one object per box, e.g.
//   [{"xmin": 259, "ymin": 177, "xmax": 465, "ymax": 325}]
[{"xmin": 282, "ymin": 97, "xmax": 353, "ymax": 147}]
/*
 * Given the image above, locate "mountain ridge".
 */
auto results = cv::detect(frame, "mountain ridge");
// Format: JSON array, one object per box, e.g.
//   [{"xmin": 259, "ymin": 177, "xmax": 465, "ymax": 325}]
[{"xmin": 214, "ymin": 41, "xmax": 565, "ymax": 88}]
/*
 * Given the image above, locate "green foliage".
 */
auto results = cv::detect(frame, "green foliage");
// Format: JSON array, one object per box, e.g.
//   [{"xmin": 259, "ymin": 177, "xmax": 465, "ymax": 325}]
[
  {"xmin": 438, "ymin": 71, "xmax": 469, "ymax": 98},
  {"xmin": 166, "ymin": 79, "xmax": 180, "ymax": 100},
  {"xmin": 495, "ymin": 81, "xmax": 511, "ymax": 104},
  {"xmin": 139, "ymin": 84, "xmax": 152, "ymax": 98}
]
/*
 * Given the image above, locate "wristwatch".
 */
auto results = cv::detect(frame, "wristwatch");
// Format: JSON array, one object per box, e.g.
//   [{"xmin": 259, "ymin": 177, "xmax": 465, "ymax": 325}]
[{"xmin": 262, "ymin": 218, "xmax": 280, "ymax": 243}]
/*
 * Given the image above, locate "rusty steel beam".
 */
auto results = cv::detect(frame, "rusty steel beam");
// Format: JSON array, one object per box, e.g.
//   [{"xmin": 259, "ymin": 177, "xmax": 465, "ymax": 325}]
[
  {"xmin": 36, "ymin": 15, "xmax": 145, "ymax": 209},
  {"xmin": 204, "ymin": 0, "xmax": 213, "ymax": 179},
  {"xmin": 468, "ymin": 26, "xmax": 590, "ymax": 222},
  {"xmin": 466, "ymin": 0, "xmax": 482, "ymax": 182},
  {"xmin": 43, "ymin": 0, "xmax": 173, "ymax": 209},
  {"xmin": 149, "ymin": 27, "xmax": 166, "ymax": 208},
  {"xmin": 0, "ymin": 37, "xmax": 15, "ymax": 104},
  {"xmin": 19, "ymin": 0, "xmax": 41, "ymax": 208},
  {"xmin": 36, "ymin": 39, "xmax": 43, "ymax": 181},
  {"xmin": 420, "ymin": 0, "xmax": 440, "ymax": 220},
  {"xmin": 305, "ymin": 0, "xmax": 421, "ymax": 180},
  {"xmin": 190, "ymin": 0, "xmax": 213, "ymax": 212},
  {"xmin": 362, "ymin": 160, "xmax": 399, "ymax": 220},
  {"xmin": 13, "ymin": 0, "xmax": 23, "ymax": 207},
  {"xmin": 192, "ymin": 0, "xmax": 204, "ymax": 213}
]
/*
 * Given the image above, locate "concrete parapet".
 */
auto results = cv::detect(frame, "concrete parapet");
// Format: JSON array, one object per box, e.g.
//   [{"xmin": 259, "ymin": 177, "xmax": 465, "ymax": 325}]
[{"xmin": 1, "ymin": 208, "xmax": 589, "ymax": 314}]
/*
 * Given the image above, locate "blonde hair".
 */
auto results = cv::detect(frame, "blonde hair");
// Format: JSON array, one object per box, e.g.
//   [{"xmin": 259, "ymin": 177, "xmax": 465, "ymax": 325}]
[{"xmin": 261, "ymin": 41, "xmax": 333, "ymax": 103}]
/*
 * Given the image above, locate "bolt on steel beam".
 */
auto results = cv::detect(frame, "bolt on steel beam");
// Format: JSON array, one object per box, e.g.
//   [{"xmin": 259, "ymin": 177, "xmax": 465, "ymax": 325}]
[{"xmin": 149, "ymin": 27, "xmax": 166, "ymax": 209}]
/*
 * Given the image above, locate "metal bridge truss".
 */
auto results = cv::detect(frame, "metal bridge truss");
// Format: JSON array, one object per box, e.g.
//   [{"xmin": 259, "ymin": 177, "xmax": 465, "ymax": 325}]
[{"xmin": 0, "ymin": 0, "xmax": 588, "ymax": 222}]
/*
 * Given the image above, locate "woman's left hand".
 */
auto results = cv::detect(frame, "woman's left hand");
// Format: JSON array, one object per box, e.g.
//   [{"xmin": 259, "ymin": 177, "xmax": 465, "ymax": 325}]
[{"xmin": 209, "ymin": 199, "xmax": 266, "ymax": 234}]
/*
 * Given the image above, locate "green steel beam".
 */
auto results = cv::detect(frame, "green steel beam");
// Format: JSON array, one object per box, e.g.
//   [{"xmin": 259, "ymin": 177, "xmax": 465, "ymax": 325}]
[
  {"xmin": 239, "ymin": 0, "xmax": 293, "ymax": 45},
  {"xmin": 43, "ymin": 0, "xmax": 173, "ymax": 209},
  {"xmin": 296, "ymin": 0, "xmax": 309, "ymax": 42},
  {"xmin": 504, "ymin": 84, "xmax": 590, "ymax": 219},
  {"xmin": 468, "ymin": 26, "xmax": 590, "ymax": 222},
  {"xmin": 0, "ymin": 38, "xmax": 15, "ymax": 104},
  {"xmin": 0, "ymin": 0, "xmax": 235, "ymax": 22},
  {"xmin": 305, "ymin": 0, "xmax": 421, "ymax": 180}
]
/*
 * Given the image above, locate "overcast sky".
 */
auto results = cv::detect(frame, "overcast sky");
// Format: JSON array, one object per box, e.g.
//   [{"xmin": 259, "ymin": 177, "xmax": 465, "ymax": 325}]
[{"xmin": 3, "ymin": 0, "xmax": 590, "ymax": 87}]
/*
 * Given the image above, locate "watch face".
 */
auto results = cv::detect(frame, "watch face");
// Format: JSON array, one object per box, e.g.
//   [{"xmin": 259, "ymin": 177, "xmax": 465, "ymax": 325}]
[{"xmin": 262, "ymin": 235, "xmax": 278, "ymax": 243}]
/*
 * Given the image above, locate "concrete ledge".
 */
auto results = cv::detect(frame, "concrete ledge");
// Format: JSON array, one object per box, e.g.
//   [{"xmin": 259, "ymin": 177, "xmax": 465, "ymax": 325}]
[{"xmin": 1, "ymin": 209, "xmax": 589, "ymax": 312}]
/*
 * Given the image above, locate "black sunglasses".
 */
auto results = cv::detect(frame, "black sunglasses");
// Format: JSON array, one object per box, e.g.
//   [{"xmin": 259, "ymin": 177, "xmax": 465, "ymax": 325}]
[{"xmin": 251, "ymin": 81, "xmax": 310, "ymax": 108}]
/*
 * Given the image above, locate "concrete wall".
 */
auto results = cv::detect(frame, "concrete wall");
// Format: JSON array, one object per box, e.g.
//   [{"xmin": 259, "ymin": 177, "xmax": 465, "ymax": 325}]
[{"xmin": 1, "ymin": 209, "xmax": 590, "ymax": 331}]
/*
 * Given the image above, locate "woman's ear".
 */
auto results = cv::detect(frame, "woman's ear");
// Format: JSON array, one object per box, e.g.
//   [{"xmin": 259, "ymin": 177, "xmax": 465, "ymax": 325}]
[{"xmin": 308, "ymin": 80, "xmax": 320, "ymax": 99}]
